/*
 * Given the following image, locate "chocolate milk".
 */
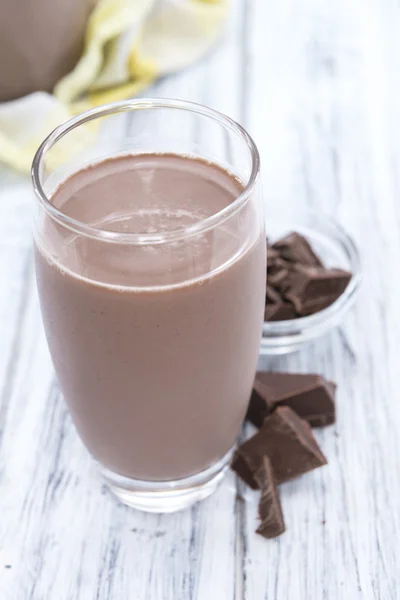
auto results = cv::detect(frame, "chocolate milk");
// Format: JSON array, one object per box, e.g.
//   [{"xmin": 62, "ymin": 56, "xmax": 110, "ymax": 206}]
[
  {"xmin": 0, "ymin": 0, "xmax": 95, "ymax": 101},
  {"xmin": 35, "ymin": 154, "xmax": 266, "ymax": 480}
]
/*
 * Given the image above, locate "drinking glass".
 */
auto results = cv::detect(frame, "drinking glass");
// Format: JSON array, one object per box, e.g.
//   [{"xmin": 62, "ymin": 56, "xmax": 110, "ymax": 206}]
[{"xmin": 32, "ymin": 99, "xmax": 266, "ymax": 512}]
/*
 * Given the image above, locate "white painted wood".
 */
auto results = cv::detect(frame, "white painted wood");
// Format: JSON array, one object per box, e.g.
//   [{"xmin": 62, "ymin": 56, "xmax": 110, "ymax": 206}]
[{"xmin": 1, "ymin": 0, "xmax": 400, "ymax": 597}]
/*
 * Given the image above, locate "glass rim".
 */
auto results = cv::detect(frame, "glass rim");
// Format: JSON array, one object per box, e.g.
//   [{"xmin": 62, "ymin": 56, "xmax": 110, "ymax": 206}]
[{"xmin": 31, "ymin": 98, "xmax": 260, "ymax": 245}]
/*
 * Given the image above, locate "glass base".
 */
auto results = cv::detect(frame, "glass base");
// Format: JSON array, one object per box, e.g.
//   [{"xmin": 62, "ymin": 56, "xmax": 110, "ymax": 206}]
[{"xmin": 100, "ymin": 446, "xmax": 235, "ymax": 513}]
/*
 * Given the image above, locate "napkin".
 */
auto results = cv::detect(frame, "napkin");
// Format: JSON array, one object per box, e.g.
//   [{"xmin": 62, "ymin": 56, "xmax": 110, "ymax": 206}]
[{"xmin": 0, "ymin": 0, "xmax": 227, "ymax": 174}]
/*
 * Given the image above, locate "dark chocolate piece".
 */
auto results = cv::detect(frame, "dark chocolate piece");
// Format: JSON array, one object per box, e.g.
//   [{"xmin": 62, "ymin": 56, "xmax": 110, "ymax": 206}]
[
  {"xmin": 282, "ymin": 264, "xmax": 351, "ymax": 316},
  {"xmin": 264, "ymin": 286, "xmax": 296, "ymax": 321},
  {"xmin": 255, "ymin": 457, "xmax": 286, "ymax": 539},
  {"xmin": 264, "ymin": 304, "xmax": 282, "ymax": 321},
  {"xmin": 236, "ymin": 407, "xmax": 327, "ymax": 485},
  {"xmin": 248, "ymin": 372, "xmax": 336, "ymax": 428},
  {"xmin": 264, "ymin": 231, "xmax": 353, "ymax": 322},
  {"xmin": 272, "ymin": 232, "xmax": 323, "ymax": 267},
  {"xmin": 267, "ymin": 246, "xmax": 279, "ymax": 267},
  {"xmin": 267, "ymin": 258, "xmax": 292, "ymax": 288},
  {"xmin": 266, "ymin": 302, "xmax": 297, "ymax": 321},
  {"xmin": 266, "ymin": 285, "xmax": 282, "ymax": 305},
  {"xmin": 246, "ymin": 385, "xmax": 271, "ymax": 428},
  {"xmin": 232, "ymin": 452, "xmax": 258, "ymax": 489}
]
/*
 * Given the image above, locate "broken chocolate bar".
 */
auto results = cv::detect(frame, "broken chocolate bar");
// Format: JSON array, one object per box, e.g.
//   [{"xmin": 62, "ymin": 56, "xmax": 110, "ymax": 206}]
[
  {"xmin": 283, "ymin": 264, "xmax": 352, "ymax": 316},
  {"xmin": 264, "ymin": 284, "xmax": 297, "ymax": 322},
  {"xmin": 272, "ymin": 232, "xmax": 323, "ymax": 267},
  {"xmin": 232, "ymin": 452, "xmax": 258, "ymax": 489},
  {"xmin": 247, "ymin": 372, "xmax": 336, "ymax": 428},
  {"xmin": 267, "ymin": 258, "xmax": 291, "ymax": 289},
  {"xmin": 266, "ymin": 285, "xmax": 282, "ymax": 304},
  {"xmin": 234, "ymin": 407, "xmax": 327, "ymax": 485},
  {"xmin": 264, "ymin": 301, "xmax": 297, "ymax": 322},
  {"xmin": 264, "ymin": 232, "xmax": 352, "ymax": 321},
  {"xmin": 264, "ymin": 304, "xmax": 283, "ymax": 322},
  {"xmin": 267, "ymin": 246, "xmax": 280, "ymax": 267},
  {"xmin": 255, "ymin": 457, "xmax": 286, "ymax": 539}
]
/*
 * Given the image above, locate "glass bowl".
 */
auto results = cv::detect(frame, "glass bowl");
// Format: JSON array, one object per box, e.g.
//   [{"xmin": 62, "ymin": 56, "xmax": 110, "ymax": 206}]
[{"xmin": 259, "ymin": 209, "xmax": 361, "ymax": 355}]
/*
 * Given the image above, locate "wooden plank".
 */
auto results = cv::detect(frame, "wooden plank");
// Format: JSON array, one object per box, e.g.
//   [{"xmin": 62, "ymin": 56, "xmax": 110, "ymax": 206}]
[{"xmin": 244, "ymin": 0, "xmax": 400, "ymax": 598}]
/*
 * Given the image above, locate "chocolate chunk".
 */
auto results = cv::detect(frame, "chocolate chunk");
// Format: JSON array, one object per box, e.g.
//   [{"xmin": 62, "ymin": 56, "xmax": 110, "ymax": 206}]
[
  {"xmin": 267, "ymin": 246, "xmax": 280, "ymax": 267},
  {"xmin": 272, "ymin": 232, "xmax": 323, "ymax": 267},
  {"xmin": 283, "ymin": 265, "xmax": 351, "ymax": 316},
  {"xmin": 255, "ymin": 457, "xmax": 286, "ymax": 538},
  {"xmin": 267, "ymin": 302, "xmax": 297, "ymax": 321},
  {"xmin": 246, "ymin": 385, "xmax": 272, "ymax": 428},
  {"xmin": 267, "ymin": 258, "xmax": 292, "ymax": 288},
  {"xmin": 264, "ymin": 231, "xmax": 353, "ymax": 322},
  {"xmin": 266, "ymin": 285, "xmax": 282, "ymax": 305},
  {"xmin": 264, "ymin": 286, "xmax": 296, "ymax": 321},
  {"xmin": 236, "ymin": 407, "xmax": 327, "ymax": 485},
  {"xmin": 232, "ymin": 452, "xmax": 258, "ymax": 489},
  {"xmin": 248, "ymin": 372, "xmax": 336, "ymax": 428},
  {"xmin": 264, "ymin": 304, "xmax": 283, "ymax": 321}
]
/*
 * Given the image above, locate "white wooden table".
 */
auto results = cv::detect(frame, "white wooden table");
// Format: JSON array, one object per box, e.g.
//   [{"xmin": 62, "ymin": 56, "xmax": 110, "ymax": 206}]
[{"xmin": 1, "ymin": 0, "xmax": 399, "ymax": 597}]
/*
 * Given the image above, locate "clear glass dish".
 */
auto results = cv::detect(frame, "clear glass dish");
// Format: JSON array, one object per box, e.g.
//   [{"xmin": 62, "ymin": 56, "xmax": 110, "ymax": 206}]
[{"xmin": 260, "ymin": 209, "xmax": 361, "ymax": 355}]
